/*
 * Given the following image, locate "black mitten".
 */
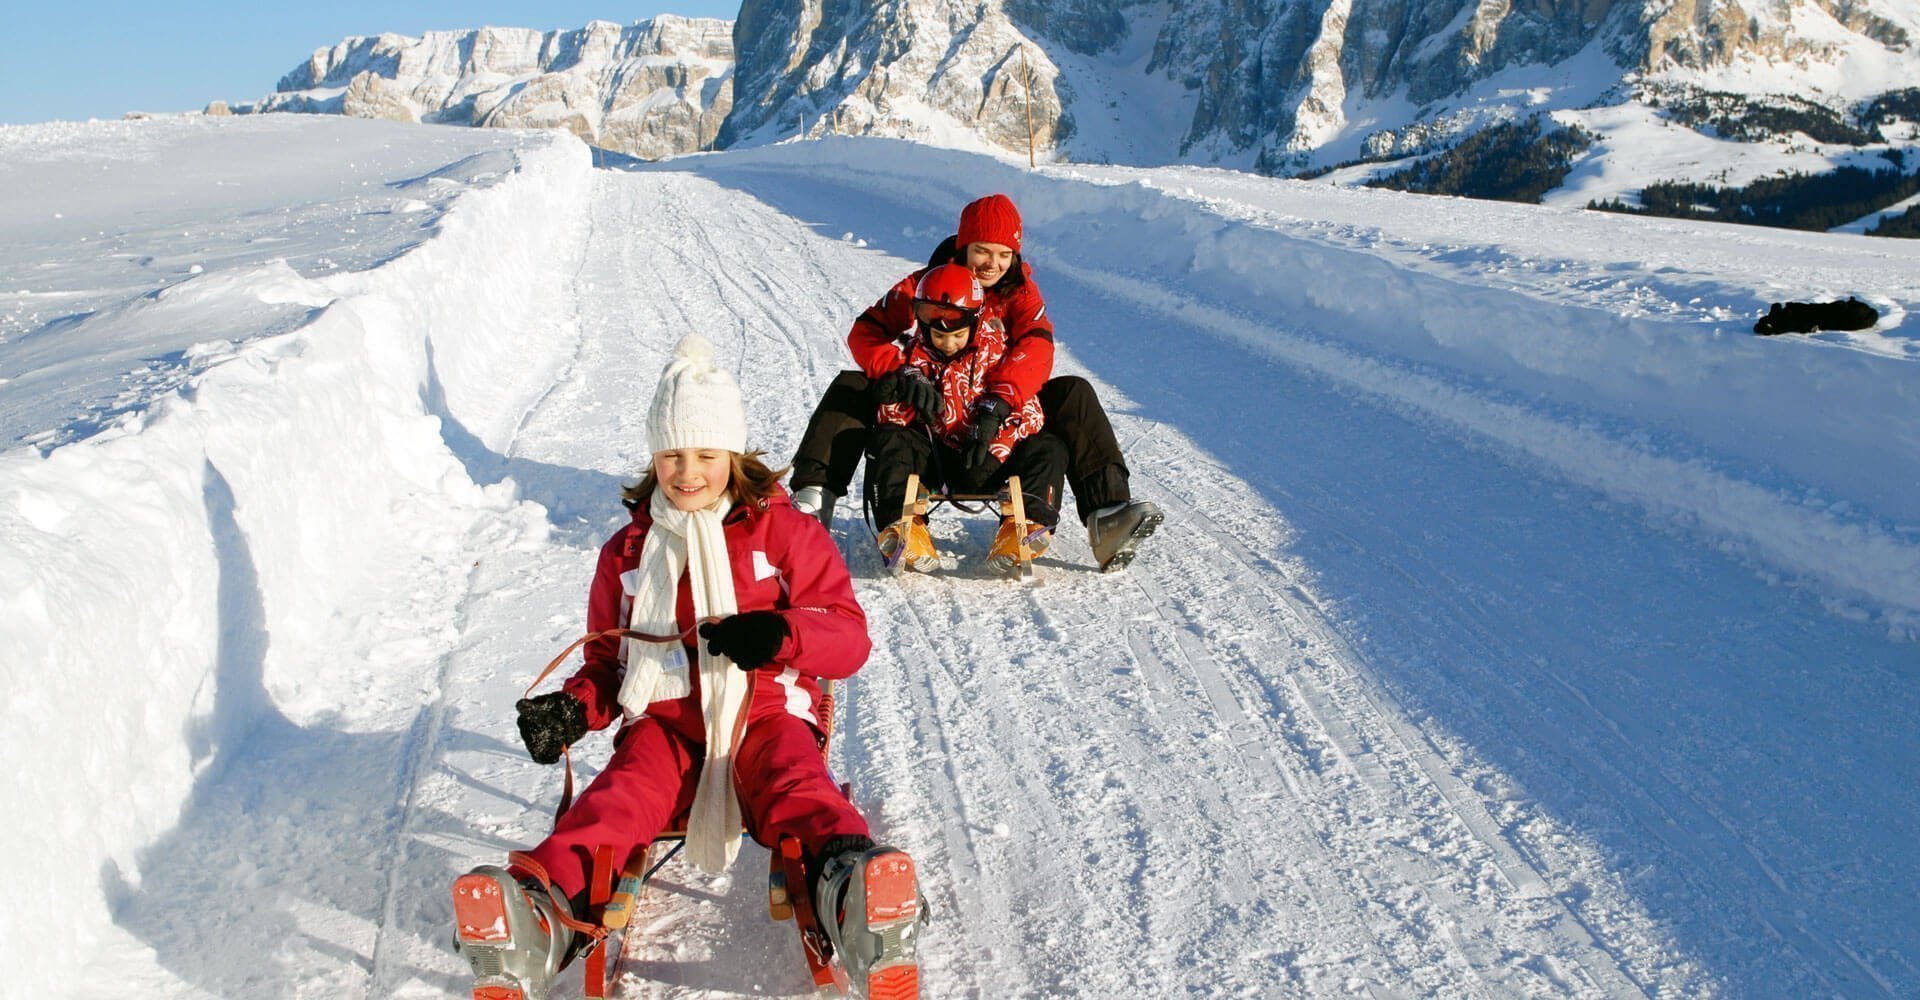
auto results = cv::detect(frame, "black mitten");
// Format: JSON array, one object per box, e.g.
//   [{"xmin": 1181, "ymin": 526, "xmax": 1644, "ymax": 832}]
[
  {"xmin": 878, "ymin": 369, "xmax": 943, "ymax": 425},
  {"xmin": 515, "ymin": 691, "xmax": 588, "ymax": 765},
  {"xmin": 874, "ymin": 368, "xmax": 910, "ymax": 403},
  {"xmin": 903, "ymin": 372, "xmax": 944, "ymax": 424},
  {"xmin": 699, "ymin": 611, "xmax": 791, "ymax": 670},
  {"xmin": 961, "ymin": 396, "xmax": 1011, "ymax": 469}
]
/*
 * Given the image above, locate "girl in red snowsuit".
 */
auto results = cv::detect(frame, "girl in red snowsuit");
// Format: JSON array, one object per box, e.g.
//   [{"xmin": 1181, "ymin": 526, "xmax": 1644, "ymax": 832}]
[
  {"xmin": 520, "ymin": 452, "xmax": 872, "ymax": 894},
  {"xmin": 452, "ymin": 335, "xmax": 922, "ymax": 1000}
]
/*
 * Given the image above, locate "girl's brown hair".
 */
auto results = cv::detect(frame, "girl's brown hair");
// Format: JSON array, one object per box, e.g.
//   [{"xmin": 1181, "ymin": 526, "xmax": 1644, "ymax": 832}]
[{"xmin": 621, "ymin": 450, "xmax": 789, "ymax": 511}]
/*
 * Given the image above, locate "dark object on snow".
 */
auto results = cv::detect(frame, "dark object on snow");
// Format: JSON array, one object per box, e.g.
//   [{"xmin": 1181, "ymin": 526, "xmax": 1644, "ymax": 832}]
[
  {"xmin": 516, "ymin": 691, "xmax": 587, "ymax": 764},
  {"xmin": 1754, "ymin": 297, "xmax": 1880, "ymax": 335}
]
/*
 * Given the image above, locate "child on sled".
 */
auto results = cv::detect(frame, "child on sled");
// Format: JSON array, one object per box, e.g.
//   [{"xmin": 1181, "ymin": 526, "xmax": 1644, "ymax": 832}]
[
  {"xmin": 451, "ymin": 334, "xmax": 921, "ymax": 1000},
  {"xmin": 866, "ymin": 262, "xmax": 1068, "ymax": 575}
]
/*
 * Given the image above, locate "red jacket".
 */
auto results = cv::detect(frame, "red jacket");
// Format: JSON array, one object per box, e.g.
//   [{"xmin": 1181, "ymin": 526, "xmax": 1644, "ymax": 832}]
[
  {"xmin": 875, "ymin": 318, "xmax": 1045, "ymax": 465},
  {"xmin": 562, "ymin": 489, "xmax": 870, "ymax": 742},
  {"xmin": 848, "ymin": 260, "xmax": 1055, "ymax": 410}
]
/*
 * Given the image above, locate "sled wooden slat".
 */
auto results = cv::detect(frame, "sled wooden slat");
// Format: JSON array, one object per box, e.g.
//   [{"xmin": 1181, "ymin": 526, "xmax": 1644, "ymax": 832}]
[{"xmin": 886, "ymin": 473, "xmax": 1036, "ymax": 576}]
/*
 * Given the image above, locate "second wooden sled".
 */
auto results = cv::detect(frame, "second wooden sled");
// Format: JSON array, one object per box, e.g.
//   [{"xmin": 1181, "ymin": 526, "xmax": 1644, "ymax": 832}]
[{"xmin": 881, "ymin": 472, "xmax": 1041, "ymax": 579}]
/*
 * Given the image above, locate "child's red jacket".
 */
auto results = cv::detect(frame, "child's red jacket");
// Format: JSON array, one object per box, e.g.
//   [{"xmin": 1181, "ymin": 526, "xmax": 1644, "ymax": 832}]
[
  {"xmin": 561, "ymin": 489, "xmax": 870, "ymax": 742},
  {"xmin": 847, "ymin": 260, "xmax": 1055, "ymax": 411},
  {"xmin": 875, "ymin": 317, "xmax": 1046, "ymax": 465}
]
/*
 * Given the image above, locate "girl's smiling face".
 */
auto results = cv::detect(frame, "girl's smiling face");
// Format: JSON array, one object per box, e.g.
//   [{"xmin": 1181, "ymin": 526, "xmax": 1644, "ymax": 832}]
[
  {"xmin": 653, "ymin": 448, "xmax": 733, "ymax": 510},
  {"xmin": 965, "ymin": 241, "xmax": 1015, "ymax": 288}
]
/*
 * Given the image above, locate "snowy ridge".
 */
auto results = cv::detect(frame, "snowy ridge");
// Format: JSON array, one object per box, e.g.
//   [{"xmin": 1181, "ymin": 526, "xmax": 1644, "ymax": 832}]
[
  {"xmin": 0, "ymin": 127, "xmax": 591, "ymax": 993},
  {"xmin": 257, "ymin": 17, "xmax": 734, "ymax": 160}
]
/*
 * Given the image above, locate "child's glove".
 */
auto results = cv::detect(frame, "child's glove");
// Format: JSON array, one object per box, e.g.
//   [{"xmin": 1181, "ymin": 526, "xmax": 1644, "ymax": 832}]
[
  {"xmin": 515, "ymin": 691, "xmax": 588, "ymax": 765},
  {"xmin": 700, "ymin": 611, "xmax": 791, "ymax": 670},
  {"xmin": 877, "ymin": 368, "xmax": 944, "ymax": 425},
  {"xmin": 962, "ymin": 396, "xmax": 1011, "ymax": 469}
]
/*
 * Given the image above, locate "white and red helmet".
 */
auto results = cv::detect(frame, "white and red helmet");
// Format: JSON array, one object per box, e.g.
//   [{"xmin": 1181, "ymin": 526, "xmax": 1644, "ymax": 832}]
[{"xmin": 914, "ymin": 263, "xmax": 984, "ymax": 310}]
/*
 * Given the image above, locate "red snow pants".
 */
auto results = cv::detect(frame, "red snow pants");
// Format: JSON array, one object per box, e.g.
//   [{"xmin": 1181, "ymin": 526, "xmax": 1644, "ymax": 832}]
[{"xmin": 521, "ymin": 712, "xmax": 868, "ymax": 899}]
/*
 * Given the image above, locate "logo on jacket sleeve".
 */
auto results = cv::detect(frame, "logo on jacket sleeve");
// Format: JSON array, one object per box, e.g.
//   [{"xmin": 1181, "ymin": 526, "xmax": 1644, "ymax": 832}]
[{"xmin": 752, "ymin": 550, "xmax": 778, "ymax": 581}]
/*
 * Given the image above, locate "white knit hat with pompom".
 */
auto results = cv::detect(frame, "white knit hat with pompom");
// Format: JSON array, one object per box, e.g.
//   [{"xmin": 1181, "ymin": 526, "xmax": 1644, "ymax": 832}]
[{"xmin": 647, "ymin": 334, "xmax": 747, "ymax": 455}]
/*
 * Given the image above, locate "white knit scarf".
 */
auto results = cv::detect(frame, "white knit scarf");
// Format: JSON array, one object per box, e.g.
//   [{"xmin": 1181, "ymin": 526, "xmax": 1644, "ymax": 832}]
[{"xmin": 616, "ymin": 488, "xmax": 752, "ymax": 873}]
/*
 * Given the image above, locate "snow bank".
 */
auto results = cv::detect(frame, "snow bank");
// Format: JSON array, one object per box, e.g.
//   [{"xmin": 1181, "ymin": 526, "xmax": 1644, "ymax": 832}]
[
  {"xmin": 680, "ymin": 138, "xmax": 1920, "ymax": 628},
  {"xmin": 0, "ymin": 129, "xmax": 592, "ymax": 993}
]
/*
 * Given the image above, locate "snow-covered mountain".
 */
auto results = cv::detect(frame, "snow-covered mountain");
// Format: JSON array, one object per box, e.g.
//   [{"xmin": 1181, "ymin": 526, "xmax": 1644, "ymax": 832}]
[
  {"xmin": 253, "ymin": 17, "xmax": 733, "ymax": 160},
  {"xmin": 240, "ymin": 2, "xmax": 1920, "ymax": 227},
  {"xmin": 720, "ymin": 0, "xmax": 1920, "ymax": 170},
  {"xmin": 719, "ymin": 0, "xmax": 1068, "ymax": 156},
  {"xmin": 4, "ymin": 112, "xmax": 1918, "ymax": 1000}
]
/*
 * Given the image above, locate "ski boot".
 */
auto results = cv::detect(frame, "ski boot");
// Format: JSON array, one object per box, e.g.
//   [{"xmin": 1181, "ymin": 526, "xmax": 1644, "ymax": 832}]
[
  {"xmin": 984, "ymin": 516, "xmax": 1050, "ymax": 576},
  {"xmin": 878, "ymin": 515, "xmax": 939, "ymax": 573},
  {"xmin": 815, "ymin": 842, "xmax": 923, "ymax": 999},
  {"xmin": 792, "ymin": 484, "xmax": 838, "ymax": 526},
  {"xmin": 1085, "ymin": 499, "xmax": 1163, "ymax": 572},
  {"xmin": 452, "ymin": 865, "xmax": 575, "ymax": 1000}
]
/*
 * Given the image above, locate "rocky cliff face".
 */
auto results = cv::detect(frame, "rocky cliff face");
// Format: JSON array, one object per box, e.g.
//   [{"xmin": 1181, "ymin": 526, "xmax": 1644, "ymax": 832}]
[
  {"xmin": 254, "ymin": 17, "xmax": 733, "ymax": 160},
  {"xmin": 720, "ymin": 0, "xmax": 1069, "ymax": 155},
  {"xmin": 248, "ymin": 2, "xmax": 1916, "ymax": 172},
  {"xmin": 725, "ymin": 0, "xmax": 1918, "ymax": 169},
  {"xmin": 1150, "ymin": 0, "xmax": 1916, "ymax": 167}
]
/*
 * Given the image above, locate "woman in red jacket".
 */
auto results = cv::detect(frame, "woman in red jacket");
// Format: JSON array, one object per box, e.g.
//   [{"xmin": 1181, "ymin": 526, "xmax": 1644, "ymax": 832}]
[
  {"xmin": 452, "ymin": 335, "xmax": 921, "ymax": 1000},
  {"xmin": 789, "ymin": 193, "xmax": 1162, "ymax": 572}
]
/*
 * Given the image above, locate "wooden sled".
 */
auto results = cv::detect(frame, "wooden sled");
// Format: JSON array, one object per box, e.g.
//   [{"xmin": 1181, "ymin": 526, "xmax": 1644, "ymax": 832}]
[
  {"xmin": 579, "ymin": 682, "xmax": 853, "ymax": 998},
  {"xmin": 881, "ymin": 472, "xmax": 1040, "ymax": 579}
]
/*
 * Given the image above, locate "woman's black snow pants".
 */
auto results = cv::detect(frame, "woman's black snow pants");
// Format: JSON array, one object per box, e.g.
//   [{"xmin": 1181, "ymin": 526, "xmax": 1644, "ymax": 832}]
[
  {"xmin": 788, "ymin": 371, "xmax": 1131, "ymax": 525},
  {"xmin": 865, "ymin": 425, "xmax": 1069, "ymax": 530}
]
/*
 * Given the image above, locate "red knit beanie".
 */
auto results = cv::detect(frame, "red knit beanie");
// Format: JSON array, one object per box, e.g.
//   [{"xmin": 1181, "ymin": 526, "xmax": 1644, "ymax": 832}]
[{"xmin": 957, "ymin": 193, "xmax": 1022, "ymax": 252}]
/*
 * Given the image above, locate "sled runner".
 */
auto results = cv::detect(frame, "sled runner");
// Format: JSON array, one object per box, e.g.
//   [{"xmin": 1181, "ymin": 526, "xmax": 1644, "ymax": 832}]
[{"xmin": 880, "ymin": 472, "xmax": 1040, "ymax": 578}]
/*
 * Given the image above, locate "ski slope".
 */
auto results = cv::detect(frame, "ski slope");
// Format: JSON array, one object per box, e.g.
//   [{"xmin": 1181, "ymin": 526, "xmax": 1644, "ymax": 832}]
[{"xmin": 3, "ymin": 116, "xmax": 1918, "ymax": 999}]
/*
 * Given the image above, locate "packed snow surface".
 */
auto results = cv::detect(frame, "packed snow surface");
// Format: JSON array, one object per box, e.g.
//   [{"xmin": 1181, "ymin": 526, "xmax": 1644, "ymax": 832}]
[{"xmin": 2, "ymin": 115, "xmax": 1916, "ymax": 999}]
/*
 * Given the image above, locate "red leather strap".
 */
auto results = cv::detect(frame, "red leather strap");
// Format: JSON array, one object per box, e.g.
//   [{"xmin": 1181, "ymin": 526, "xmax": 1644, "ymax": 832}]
[
  {"xmin": 526, "ymin": 625, "xmax": 702, "ymax": 819},
  {"xmin": 505, "ymin": 850, "xmax": 609, "ymax": 940}
]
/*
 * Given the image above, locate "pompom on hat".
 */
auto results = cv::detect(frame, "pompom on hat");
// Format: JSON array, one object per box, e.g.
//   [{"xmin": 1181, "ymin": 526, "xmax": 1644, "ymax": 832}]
[
  {"xmin": 957, "ymin": 193, "xmax": 1023, "ymax": 252},
  {"xmin": 647, "ymin": 333, "xmax": 748, "ymax": 455}
]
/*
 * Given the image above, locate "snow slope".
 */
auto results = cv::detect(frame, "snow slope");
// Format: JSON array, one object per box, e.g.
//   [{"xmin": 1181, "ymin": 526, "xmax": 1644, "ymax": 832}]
[{"xmin": 2, "ymin": 116, "xmax": 1916, "ymax": 999}]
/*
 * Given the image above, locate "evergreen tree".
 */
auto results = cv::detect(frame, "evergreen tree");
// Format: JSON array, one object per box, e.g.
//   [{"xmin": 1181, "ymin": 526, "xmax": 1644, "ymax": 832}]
[{"xmin": 1365, "ymin": 118, "xmax": 1593, "ymax": 204}]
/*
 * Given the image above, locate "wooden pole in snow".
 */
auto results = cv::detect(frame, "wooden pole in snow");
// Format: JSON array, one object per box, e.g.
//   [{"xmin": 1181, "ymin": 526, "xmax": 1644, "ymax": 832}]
[{"xmin": 1021, "ymin": 45, "xmax": 1035, "ymax": 169}]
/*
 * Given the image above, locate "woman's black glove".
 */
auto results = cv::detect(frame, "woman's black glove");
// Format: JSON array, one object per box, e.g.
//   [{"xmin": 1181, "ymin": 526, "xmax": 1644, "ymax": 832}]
[
  {"xmin": 515, "ymin": 691, "xmax": 588, "ymax": 765},
  {"xmin": 699, "ymin": 611, "xmax": 791, "ymax": 670},
  {"xmin": 961, "ymin": 396, "xmax": 1011, "ymax": 469},
  {"xmin": 876, "ymin": 368, "xmax": 943, "ymax": 425}
]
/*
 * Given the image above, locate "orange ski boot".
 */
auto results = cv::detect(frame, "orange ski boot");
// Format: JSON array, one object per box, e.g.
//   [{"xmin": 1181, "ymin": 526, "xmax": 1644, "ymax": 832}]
[
  {"xmin": 984, "ymin": 515, "xmax": 1050, "ymax": 576},
  {"xmin": 452, "ymin": 865, "xmax": 574, "ymax": 1000},
  {"xmin": 878, "ymin": 515, "xmax": 939, "ymax": 574},
  {"xmin": 816, "ymin": 846, "xmax": 924, "ymax": 999}
]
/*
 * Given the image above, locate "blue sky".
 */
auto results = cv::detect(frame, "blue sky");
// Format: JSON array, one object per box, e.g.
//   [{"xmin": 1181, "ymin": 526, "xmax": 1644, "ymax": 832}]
[{"xmin": 1, "ymin": 3, "xmax": 739, "ymax": 125}]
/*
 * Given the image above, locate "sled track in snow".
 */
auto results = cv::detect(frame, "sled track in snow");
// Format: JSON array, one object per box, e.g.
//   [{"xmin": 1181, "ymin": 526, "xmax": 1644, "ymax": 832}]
[
  {"xmin": 1254, "ymin": 472, "xmax": 1898, "ymax": 997},
  {"xmin": 835, "ymin": 533, "xmax": 1017, "ymax": 997},
  {"xmin": 1127, "ymin": 459, "xmax": 1650, "ymax": 998},
  {"xmin": 834, "ymin": 502, "xmax": 1561, "ymax": 994},
  {"xmin": 363, "ymin": 200, "xmax": 605, "ymax": 1000},
  {"xmin": 1063, "ymin": 456, "xmax": 1582, "ymax": 992}
]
